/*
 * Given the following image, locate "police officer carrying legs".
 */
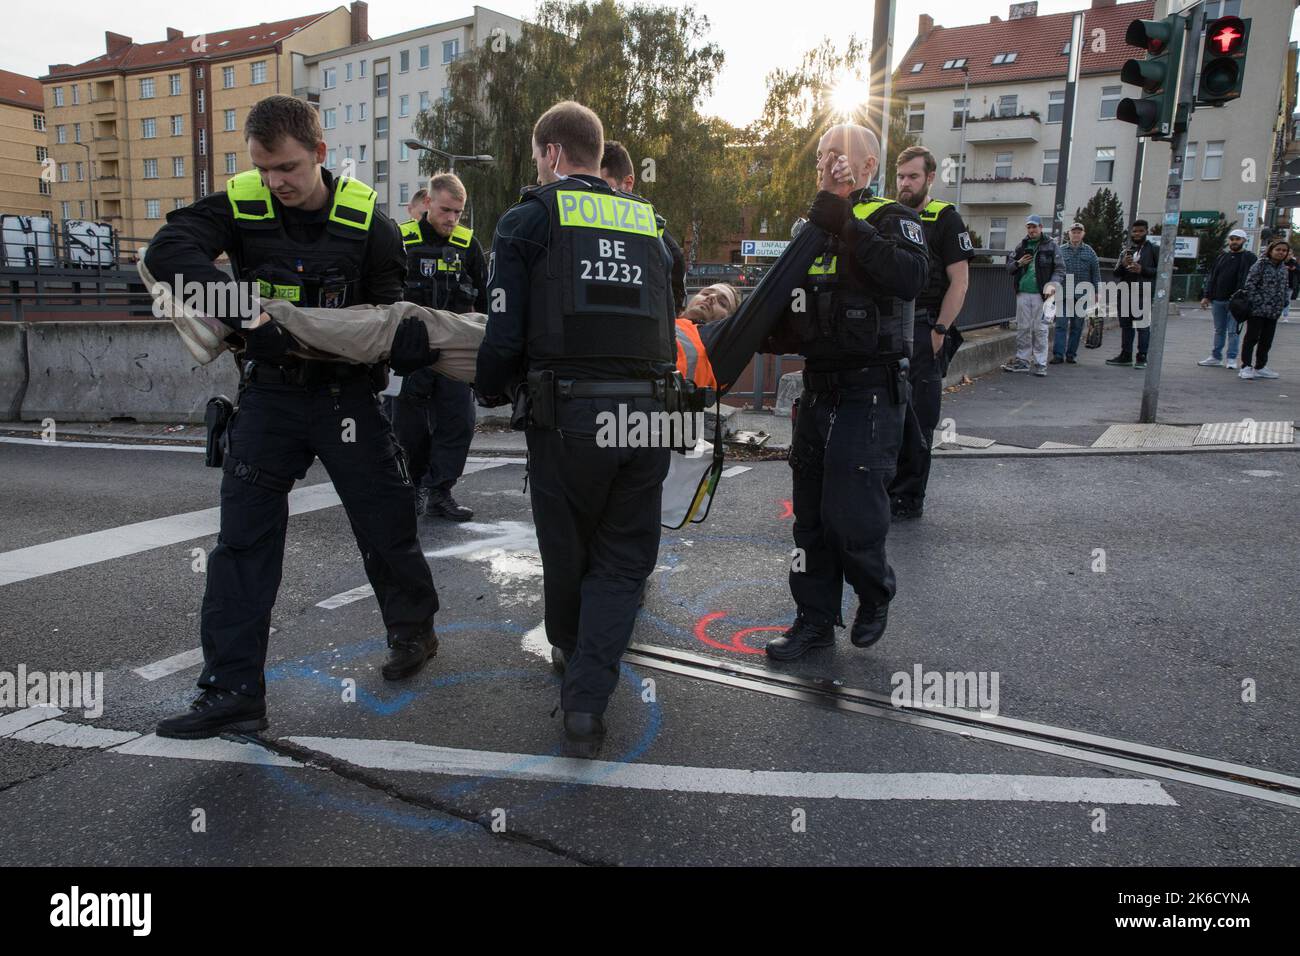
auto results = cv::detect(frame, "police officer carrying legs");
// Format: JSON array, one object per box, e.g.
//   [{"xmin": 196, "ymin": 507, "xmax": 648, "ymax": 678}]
[
  {"xmin": 393, "ymin": 172, "xmax": 487, "ymax": 521},
  {"xmin": 600, "ymin": 140, "xmax": 688, "ymax": 314},
  {"xmin": 889, "ymin": 145, "xmax": 974, "ymax": 520},
  {"xmin": 764, "ymin": 124, "xmax": 929, "ymax": 662},
  {"xmin": 146, "ymin": 96, "xmax": 441, "ymax": 739},
  {"xmin": 476, "ymin": 101, "xmax": 676, "ymax": 758}
]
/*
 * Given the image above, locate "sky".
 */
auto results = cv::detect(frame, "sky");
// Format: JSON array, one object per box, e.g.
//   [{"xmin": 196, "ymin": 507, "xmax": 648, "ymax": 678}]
[{"xmin": 5, "ymin": 0, "xmax": 1298, "ymax": 126}]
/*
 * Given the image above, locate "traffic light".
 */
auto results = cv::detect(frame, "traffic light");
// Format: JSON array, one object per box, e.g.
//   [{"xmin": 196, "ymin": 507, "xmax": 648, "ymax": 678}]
[
  {"xmin": 1197, "ymin": 15, "xmax": 1251, "ymax": 107},
  {"xmin": 1117, "ymin": 15, "xmax": 1185, "ymax": 139}
]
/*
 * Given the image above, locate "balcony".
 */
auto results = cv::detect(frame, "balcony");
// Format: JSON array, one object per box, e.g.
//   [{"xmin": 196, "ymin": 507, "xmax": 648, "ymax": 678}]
[
  {"xmin": 93, "ymin": 136, "xmax": 119, "ymax": 154},
  {"xmin": 963, "ymin": 113, "xmax": 1041, "ymax": 145},
  {"xmin": 91, "ymin": 98, "xmax": 117, "ymax": 116},
  {"xmin": 955, "ymin": 177, "xmax": 1038, "ymax": 207},
  {"xmin": 96, "ymin": 176, "xmax": 121, "ymax": 195}
]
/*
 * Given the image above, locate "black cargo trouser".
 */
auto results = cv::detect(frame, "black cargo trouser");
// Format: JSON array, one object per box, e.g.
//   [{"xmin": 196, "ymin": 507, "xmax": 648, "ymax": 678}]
[
  {"xmin": 391, "ymin": 369, "xmax": 476, "ymax": 491},
  {"xmin": 199, "ymin": 378, "xmax": 439, "ymax": 695},
  {"xmin": 890, "ymin": 314, "xmax": 948, "ymax": 508},
  {"xmin": 525, "ymin": 397, "xmax": 670, "ymax": 715},
  {"xmin": 789, "ymin": 375, "xmax": 906, "ymax": 626}
]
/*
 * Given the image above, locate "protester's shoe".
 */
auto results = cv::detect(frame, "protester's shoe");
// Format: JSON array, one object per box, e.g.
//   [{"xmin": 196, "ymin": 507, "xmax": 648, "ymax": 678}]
[
  {"xmin": 1066, "ymin": 355, "xmax": 1078, "ymax": 364},
  {"xmin": 1198, "ymin": 356, "xmax": 1224, "ymax": 367},
  {"xmin": 891, "ymin": 498, "xmax": 924, "ymax": 521},
  {"xmin": 381, "ymin": 628, "xmax": 439, "ymax": 681},
  {"xmin": 765, "ymin": 617, "xmax": 835, "ymax": 661},
  {"xmin": 1239, "ymin": 366, "xmax": 1257, "ymax": 380},
  {"xmin": 562, "ymin": 711, "xmax": 605, "ymax": 759},
  {"xmin": 1049, "ymin": 356, "xmax": 1064, "ymax": 365},
  {"xmin": 1033, "ymin": 364, "xmax": 1047, "ymax": 377},
  {"xmin": 850, "ymin": 603, "xmax": 890, "ymax": 649},
  {"xmin": 1226, "ymin": 359, "xmax": 1239, "ymax": 370},
  {"xmin": 1254, "ymin": 366, "xmax": 1279, "ymax": 379},
  {"xmin": 156, "ymin": 688, "xmax": 267, "ymax": 739},
  {"xmin": 1105, "ymin": 353, "xmax": 1133, "ymax": 367},
  {"xmin": 414, "ymin": 486, "xmax": 430, "ymax": 518},
  {"xmin": 1134, "ymin": 355, "xmax": 1148, "ymax": 369},
  {"xmin": 551, "ymin": 646, "xmax": 568, "ymax": 676},
  {"xmin": 427, "ymin": 488, "xmax": 473, "ymax": 522},
  {"xmin": 1001, "ymin": 359, "xmax": 1030, "ymax": 373}
]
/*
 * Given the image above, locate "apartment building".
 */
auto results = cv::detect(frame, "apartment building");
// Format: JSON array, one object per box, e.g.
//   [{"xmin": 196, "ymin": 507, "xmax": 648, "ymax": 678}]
[
  {"xmin": 894, "ymin": 0, "xmax": 1297, "ymax": 251},
  {"xmin": 40, "ymin": 4, "xmax": 366, "ymax": 241},
  {"xmin": 299, "ymin": 6, "xmax": 523, "ymax": 217},
  {"xmin": 0, "ymin": 69, "xmax": 51, "ymax": 219}
]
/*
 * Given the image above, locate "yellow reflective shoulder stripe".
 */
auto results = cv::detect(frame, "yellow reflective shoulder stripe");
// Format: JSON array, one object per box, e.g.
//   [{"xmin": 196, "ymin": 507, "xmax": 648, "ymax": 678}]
[
  {"xmin": 921, "ymin": 199, "xmax": 953, "ymax": 222},
  {"xmin": 329, "ymin": 176, "xmax": 377, "ymax": 232},
  {"xmin": 555, "ymin": 189, "xmax": 658, "ymax": 237},
  {"xmin": 449, "ymin": 224, "xmax": 473, "ymax": 248},
  {"xmin": 398, "ymin": 220, "xmax": 422, "ymax": 246},
  {"xmin": 852, "ymin": 197, "xmax": 895, "ymax": 221},
  {"xmin": 808, "ymin": 254, "xmax": 838, "ymax": 276},
  {"xmin": 227, "ymin": 170, "xmax": 275, "ymax": 221}
]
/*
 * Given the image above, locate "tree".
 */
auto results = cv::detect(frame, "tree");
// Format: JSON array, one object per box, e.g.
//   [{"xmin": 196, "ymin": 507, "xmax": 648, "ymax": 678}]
[
  {"xmin": 1194, "ymin": 216, "xmax": 1234, "ymax": 276},
  {"xmin": 1074, "ymin": 188, "xmax": 1126, "ymax": 259},
  {"xmin": 882, "ymin": 97, "xmax": 921, "ymax": 200}
]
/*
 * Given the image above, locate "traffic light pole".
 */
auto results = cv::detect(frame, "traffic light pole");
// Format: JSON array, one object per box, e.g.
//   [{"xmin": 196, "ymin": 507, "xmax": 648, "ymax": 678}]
[{"xmin": 1140, "ymin": 2, "xmax": 1204, "ymax": 424}]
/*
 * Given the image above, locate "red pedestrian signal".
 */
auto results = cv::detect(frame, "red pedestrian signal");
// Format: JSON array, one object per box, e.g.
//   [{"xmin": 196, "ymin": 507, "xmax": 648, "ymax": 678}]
[
  {"xmin": 1209, "ymin": 18, "xmax": 1244, "ymax": 55},
  {"xmin": 1197, "ymin": 16, "xmax": 1251, "ymax": 108}
]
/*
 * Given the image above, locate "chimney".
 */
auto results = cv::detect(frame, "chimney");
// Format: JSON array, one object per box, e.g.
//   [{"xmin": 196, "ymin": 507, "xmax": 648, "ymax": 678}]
[
  {"xmin": 918, "ymin": 13, "xmax": 934, "ymax": 38},
  {"xmin": 991, "ymin": 15, "xmax": 1001, "ymax": 22},
  {"xmin": 166, "ymin": 27, "xmax": 183, "ymax": 41},
  {"xmin": 350, "ymin": 1, "xmax": 369, "ymax": 45},
  {"xmin": 105, "ymin": 31, "xmax": 133, "ymax": 55},
  {"xmin": 1008, "ymin": 1, "xmax": 1038, "ymax": 19},
  {"xmin": 1091, "ymin": 0, "xmax": 1116, "ymax": 7}
]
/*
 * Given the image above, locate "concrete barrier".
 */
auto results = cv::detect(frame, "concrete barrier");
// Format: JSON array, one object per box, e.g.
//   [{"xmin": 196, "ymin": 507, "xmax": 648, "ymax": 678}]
[
  {"xmin": 21, "ymin": 321, "xmax": 240, "ymax": 423},
  {"xmin": 0, "ymin": 323, "xmax": 27, "ymax": 421}
]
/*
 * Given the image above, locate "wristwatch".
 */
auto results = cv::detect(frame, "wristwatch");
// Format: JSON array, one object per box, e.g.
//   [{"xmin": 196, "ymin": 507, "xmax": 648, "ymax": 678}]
[{"xmin": 932, "ymin": 322, "xmax": 950, "ymax": 335}]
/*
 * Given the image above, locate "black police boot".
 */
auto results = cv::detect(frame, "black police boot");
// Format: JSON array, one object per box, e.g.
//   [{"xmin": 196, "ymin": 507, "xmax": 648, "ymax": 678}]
[
  {"xmin": 850, "ymin": 602, "xmax": 890, "ymax": 648},
  {"xmin": 428, "ymin": 487, "xmax": 473, "ymax": 522},
  {"xmin": 551, "ymin": 646, "xmax": 568, "ymax": 676},
  {"xmin": 382, "ymin": 628, "xmax": 439, "ymax": 681},
  {"xmin": 414, "ymin": 486, "xmax": 430, "ymax": 518},
  {"xmin": 156, "ymin": 687, "xmax": 268, "ymax": 739},
  {"xmin": 891, "ymin": 497, "xmax": 924, "ymax": 521},
  {"xmin": 765, "ymin": 616, "xmax": 834, "ymax": 662},
  {"xmin": 562, "ymin": 711, "xmax": 605, "ymax": 759}
]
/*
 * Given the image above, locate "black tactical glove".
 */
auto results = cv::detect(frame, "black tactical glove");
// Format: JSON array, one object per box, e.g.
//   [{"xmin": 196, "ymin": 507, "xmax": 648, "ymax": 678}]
[
  {"xmin": 241, "ymin": 321, "xmax": 296, "ymax": 363},
  {"xmin": 807, "ymin": 191, "xmax": 853, "ymax": 236},
  {"xmin": 389, "ymin": 316, "xmax": 439, "ymax": 374}
]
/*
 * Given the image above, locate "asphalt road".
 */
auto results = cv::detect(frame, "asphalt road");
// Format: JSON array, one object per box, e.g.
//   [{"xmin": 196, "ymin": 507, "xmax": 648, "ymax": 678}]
[{"xmin": 0, "ymin": 437, "xmax": 1297, "ymax": 865}]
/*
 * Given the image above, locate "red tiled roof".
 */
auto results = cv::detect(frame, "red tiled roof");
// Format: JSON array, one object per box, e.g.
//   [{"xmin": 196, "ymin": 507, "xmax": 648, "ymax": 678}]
[
  {"xmin": 0, "ymin": 68, "xmax": 44, "ymax": 110},
  {"xmin": 42, "ymin": 11, "xmax": 331, "ymax": 81},
  {"xmin": 895, "ymin": 1, "xmax": 1157, "ymax": 92}
]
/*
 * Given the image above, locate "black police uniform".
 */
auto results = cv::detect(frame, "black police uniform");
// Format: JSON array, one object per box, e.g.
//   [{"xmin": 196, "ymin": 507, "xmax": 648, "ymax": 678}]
[
  {"xmin": 769, "ymin": 187, "xmax": 928, "ymax": 655},
  {"xmin": 476, "ymin": 174, "xmax": 675, "ymax": 720},
  {"xmin": 890, "ymin": 198, "xmax": 974, "ymax": 515},
  {"xmin": 392, "ymin": 216, "xmax": 487, "ymax": 508},
  {"xmin": 661, "ymin": 222, "xmax": 688, "ymax": 313},
  {"xmin": 144, "ymin": 168, "xmax": 439, "ymax": 701}
]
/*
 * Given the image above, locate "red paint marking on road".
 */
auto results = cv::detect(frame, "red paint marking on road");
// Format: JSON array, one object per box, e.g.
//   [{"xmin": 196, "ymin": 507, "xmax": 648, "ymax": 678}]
[
  {"xmin": 730, "ymin": 625, "xmax": 784, "ymax": 655},
  {"xmin": 779, "ymin": 499, "xmax": 794, "ymax": 519},
  {"xmin": 693, "ymin": 611, "xmax": 770, "ymax": 656}
]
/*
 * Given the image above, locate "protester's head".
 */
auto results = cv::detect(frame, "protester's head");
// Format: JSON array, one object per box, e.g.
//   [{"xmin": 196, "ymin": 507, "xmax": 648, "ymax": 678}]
[
  {"xmin": 1130, "ymin": 219, "xmax": 1149, "ymax": 243},
  {"xmin": 243, "ymin": 95, "xmax": 327, "ymax": 208},
  {"xmin": 895, "ymin": 145, "xmax": 936, "ymax": 210},
  {"xmin": 1068, "ymin": 222, "xmax": 1085, "ymax": 246},
  {"xmin": 425, "ymin": 173, "xmax": 467, "ymax": 239},
  {"xmin": 601, "ymin": 140, "xmax": 637, "ymax": 194},
  {"xmin": 1266, "ymin": 238, "xmax": 1291, "ymax": 263},
  {"xmin": 532, "ymin": 100, "xmax": 604, "ymax": 185},
  {"xmin": 407, "ymin": 188, "xmax": 430, "ymax": 221},
  {"xmin": 817, "ymin": 124, "xmax": 878, "ymax": 197},
  {"xmin": 1227, "ymin": 228, "xmax": 1247, "ymax": 252},
  {"xmin": 1025, "ymin": 214, "xmax": 1042, "ymax": 240},
  {"xmin": 683, "ymin": 283, "xmax": 739, "ymax": 325}
]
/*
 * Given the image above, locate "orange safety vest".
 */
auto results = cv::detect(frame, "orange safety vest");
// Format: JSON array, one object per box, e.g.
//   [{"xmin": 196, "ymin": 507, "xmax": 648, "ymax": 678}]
[{"xmin": 675, "ymin": 318, "xmax": 717, "ymax": 389}]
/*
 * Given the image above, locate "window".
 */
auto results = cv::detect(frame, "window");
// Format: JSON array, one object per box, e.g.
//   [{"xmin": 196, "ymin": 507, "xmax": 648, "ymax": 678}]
[
  {"xmin": 173, "ymin": 157, "xmax": 184, "ymax": 177},
  {"xmin": 996, "ymin": 95, "xmax": 1018, "ymax": 117},
  {"xmin": 345, "ymin": 145, "xmax": 353, "ymax": 160},
  {"xmin": 443, "ymin": 39, "xmax": 459, "ymax": 63},
  {"xmin": 418, "ymin": 45, "xmax": 429, "ymax": 69},
  {"xmin": 907, "ymin": 102, "xmax": 924, "ymax": 133},
  {"xmin": 946, "ymin": 153, "xmax": 966, "ymax": 184},
  {"xmin": 39, "ymin": 180, "xmax": 52, "ymax": 197},
  {"xmin": 1061, "ymin": 41, "xmax": 1071, "ymax": 55},
  {"xmin": 376, "ymin": 116, "xmax": 388, "ymax": 139},
  {"xmin": 323, "ymin": 108, "xmax": 337, "ymax": 129},
  {"xmin": 360, "ymin": 59, "xmax": 367, "ymax": 78},
  {"xmin": 989, "ymin": 217, "xmax": 1008, "ymax": 250},
  {"xmin": 399, "ymin": 50, "xmax": 410, "ymax": 73},
  {"xmin": 72, "ymin": 123, "xmax": 81, "ymax": 143},
  {"xmin": 250, "ymin": 61, "xmax": 267, "ymax": 84},
  {"xmin": 1099, "ymin": 86, "xmax": 1122, "ymax": 120},
  {"xmin": 441, "ymin": 87, "xmax": 450, "ymax": 103},
  {"xmin": 375, "ymin": 73, "xmax": 388, "ymax": 97},
  {"xmin": 994, "ymin": 151, "xmax": 1013, "ymax": 179},
  {"xmin": 146, "ymin": 199, "xmax": 161, "ymax": 219},
  {"xmin": 951, "ymin": 98, "xmax": 970, "ymax": 129},
  {"xmin": 1183, "ymin": 141, "xmax": 1197, "ymax": 180},
  {"xmin": 199, "ymin": 169, "xmax": 208, "ymax": 197},
  {"xmin": 53, "ymin": 87, "xmax": 64, "ymax": 107},
  {"xmin": 327, "ymin": 148, "xmax": 337, "ymax": 168},
  {"xmin": 140, "ymin": 77, "xmax": 155, "ymax": 99},
  {"xmin": 169, "ymin": 74, "xmax": 182, "ymax": 96},
  {"xmin": 143, "ymin": 158, "xmax": 159, "ymax": 179},
  {"xmin": 324, "ymin": 67, "xmax": 337, "ymax": 89},
  {"xmin": 419, "ymin": 91, "xmax": 430, "ymax": 112},
  {"xmin": 345, "ymin": 104, "xmax": 353, "ymax": 123},
  {"xmin": 1204, "ymin": 0, "xmax": 1242, "ymax": 18},
  {"xmin": 359, "ymin": 144, "xmax": 367, "ymax": 163},
  {"xmin": 197, "ymin": 89, "xmax": 204, "ymax": 113},
  {"xmin": 222, "ymin": 66, "xmax": 235, "ymax": 89},
  {"xmin": 1203, "ymin": 141, "xmax": 1224, "ymax": 180},
  {"xmin": 36, "ymin": 146, "xmax": 47, "ymax": 162},
  {"xmin": 359, "ymin": 102, "xmax": 367, "ymax": 121},
  {"xmin": 61, "ymin": 201, "xmax": 71, "ymax": 220},
  {"xmin": 1047, "ymin": 90, "xmax": 1065, "ymax": 124},
  {"xmin": 941, "ymin": 58, "xmax": 967, "ymax": 70},
  {"xmin": 56, "ymin": 125, "xmax": 67, "ymax": 144},
  {"xmin": 79, "ymin": 200, "xmax": 85, "ymax": 217},
  {"xmin": 34, "ymin": 114, "xmax": 45, "ymax": 131},
  {"xmin": 171, "ymin": 115, "xmax": 183, "ymax": 136},
  {"xmin": 71, "ymin": 85, "xmax": 80, "ymax": 105},
  {"xmin": 376, "ymin": 160, "xmax": 388, "ymax": 182},
  {"xmin": 225, "ymin": 152, "xmax": 237, "ymax": 174},
  {"xmin": 909, "ymin": 62, "xmax": 923, "ymax": 74},
  {"xmin": 1093, "ymin": 147, "xmax": 1115, "ymax": 183},
  {"xmin": 224, "ymin": 109, "xmax": 236, "ymax": 132},
  {"xmin": 398, "ymin": 94, "xmax": 409, "ymax": 117},
  {"xmin": 175, "ymin": 197, "xmax": 187, "ymax": 210},
  {"xmin": 399, "ymin": 142, "xmax": 410, "ymax": 162},
  {"xmin": 75, "ymin": 161, "xmax": 84, "ymax": 181},
  {"xmin": 992, "ymin": 52, "xmax": 1018, "ymax": 65},
  {"xmin": 198, "ymin": 129, "xmax": 206, "ymax": 155},
  {"xmin": 195, "ymin": 66, "xmax": 204, "ymax": 79},
  {"xmin": 1042, "ymin": 149, "xmax": 1059, "ymax": 185},
  {"xmin": 141, "ymin": 117, "xmax": 157, "ymax": 138},
  {"xmin": 399, "ymin": 182, "xmax": 410, "ymax": 204},
  {"xmin": 345, "ymin": 62, "xmax": 353, "ymax": 82},
  {"xmin": 58, "ymin": 162, "xmax": 69, "ymax": 182}
]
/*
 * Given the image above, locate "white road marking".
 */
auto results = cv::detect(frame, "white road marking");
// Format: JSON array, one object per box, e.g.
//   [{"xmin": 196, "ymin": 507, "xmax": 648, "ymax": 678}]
[
  {"xmin": 0, "ymin": 482, "xmax": 341, "ymax": 587},
  {"xmin": 0, "ymin": 436, "xmax": 203, "ymax": 453},
  {"xmin": 111, "ymin": 733, "xmax": 304, "ymax": 767},
  {"xmin": 521, "ymin": 623, "xmax": 552, "ymax": 662},
  {"xmin": 316, "ymin": 584, "xmax": 375, "ymax": 610},
  {"xmin": 9, "ymin": 719, "xmax": 139, "ymax": 749},
  {"xmin": 286, "ymin": 737, "xmax": 1177, "ymax": 805},
  {"xmin": 0, "ymin": 706, "xmax": 63, "ymax": 736},
  {"xmin": 720, "ymin": 466, "xmax": 751, "ymax": 478},
  {"xmin": 132, "ymin": 648, "xmax": 206, "ymax": 681}
]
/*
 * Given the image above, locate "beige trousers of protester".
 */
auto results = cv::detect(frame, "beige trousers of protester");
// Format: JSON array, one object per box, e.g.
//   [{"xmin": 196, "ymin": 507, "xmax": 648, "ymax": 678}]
[{"xmin": 1015, "ymin": 292, "xmax": 1049, "ymax": 368}]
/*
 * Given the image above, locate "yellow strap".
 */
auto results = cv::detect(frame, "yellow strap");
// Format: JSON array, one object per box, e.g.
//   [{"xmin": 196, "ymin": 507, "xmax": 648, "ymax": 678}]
[
  {"xmin": 449, "ymin": 224, "xmax": 473, "ymax": 248},
  {"xmin": 398, "ymin": 220, "xmax": 422, "ymax": 246},
  {"xmin": 921, "ymin": 199, "xmax": 953, "ymax": 222},
  {"xmin": 329, "ymin": 176, "xmax": 377, "ymax": 233},
  {"xmin": 227, "ymin": 170, "xmax": 275, "ymax": 221},
  {"xmin": 807, "ymin": 255, "xmax": 838, "ymax": 276}
]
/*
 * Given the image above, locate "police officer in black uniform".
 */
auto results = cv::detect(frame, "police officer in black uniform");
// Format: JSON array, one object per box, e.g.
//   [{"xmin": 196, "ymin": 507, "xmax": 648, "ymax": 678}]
[
  {"xmin": 476, "ymin": 101, "xmax": 676, "ymax": 758},
  {"xmin": 889, "ymin": 145, "xmax": 974, "ymax": 520},
  {"xmin": 146, "ymin": 96, "xmax": 441, "ymax": 739},
  {"xmin": 393, "ymin": 172, "xmax": 487, "ymax": 521},
  {"xmin": 764, "ymin": 123, "xmax": 928, "ymax": 662},
  {"xmin": 600, "ymin": 140, "xmax": 688, "ymax": 312}
]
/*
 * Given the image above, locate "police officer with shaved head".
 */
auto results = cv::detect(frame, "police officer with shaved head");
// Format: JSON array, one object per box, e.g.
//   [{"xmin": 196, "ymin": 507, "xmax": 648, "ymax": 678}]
[
  {"xmin": 765, "ymin": 123, "xmax": 928, "ymax": 662},
  {"xmin": 476, "ymin": 101, "xmax": 677, "ymax": 758}
]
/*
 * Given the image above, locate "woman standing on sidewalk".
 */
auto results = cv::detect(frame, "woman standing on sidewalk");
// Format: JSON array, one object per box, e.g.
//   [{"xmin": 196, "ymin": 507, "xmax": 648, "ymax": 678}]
[{"xmin": 1239, "ymin": 238, "xmax": 1292, "ymax": 381}]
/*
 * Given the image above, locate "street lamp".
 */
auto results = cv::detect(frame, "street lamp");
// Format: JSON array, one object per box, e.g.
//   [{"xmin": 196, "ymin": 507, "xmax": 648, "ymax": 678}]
[
  {"xmin": 956, "ymin": 65, "xmax": 970, "ymax": 211},
  {"xmin": 75, "ymin": 141, "xmax": 95, "ymax": 222},
  {"xmin": 402, "ymin": 139, "xmax": 494, "ymax": 229}
]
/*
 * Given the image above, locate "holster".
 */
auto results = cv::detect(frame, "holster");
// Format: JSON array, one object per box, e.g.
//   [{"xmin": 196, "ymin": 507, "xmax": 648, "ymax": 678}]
[
  {"xmin": 525, "ymin": 369, "xmax": 557, "ymax": 430},
  {"xmin": 204, "ymin": 395, "xmax": 234, "ymax": 468}
]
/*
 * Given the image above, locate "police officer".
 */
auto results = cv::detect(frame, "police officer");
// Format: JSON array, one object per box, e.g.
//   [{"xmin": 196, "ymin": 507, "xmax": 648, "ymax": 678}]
[
  {"xmin": 600, "ymin": 140, "xmax": 688, "ymax": 313},
  {"xmin": 393, "ymin": 172, "xmax": 487, "ymax": 521},
  {"xmin": 146, "ymin": 95, "xmax": 441, "ymax": 739},
  {"xmin": 888, "ymin": 145, "xmax": 973, "ymax": 520},
  {"xmin": 476, "ymin": 101, "xmax": 676, "ymax": 758},
  {"xmin": 764, "ymin": 123, "xmax": 928, "ymax": 662}
]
